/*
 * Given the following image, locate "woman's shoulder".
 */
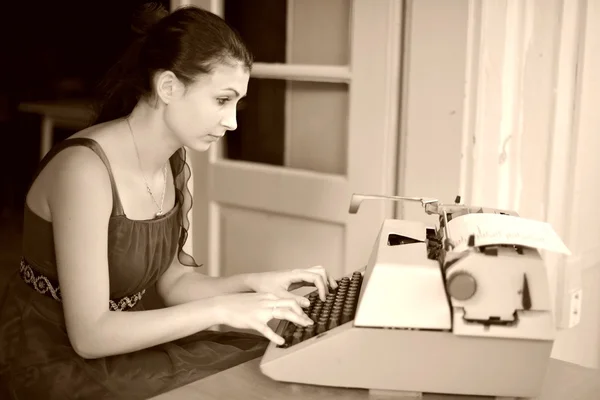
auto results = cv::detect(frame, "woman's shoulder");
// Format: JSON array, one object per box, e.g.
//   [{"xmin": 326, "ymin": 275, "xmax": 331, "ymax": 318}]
[
  {"xmin": 69, "ymin": 118, "xmax": 122, "ymax": 143},
  {"xmin": 53, "ymin": 119, "xmax": 131, "ymax": 170},
  {"xmin": 27, "ymin": 121, "xmax": 122, "ymax": 202},
  {"xmin": 26, "ymin": 133, "xmax": 115, "ymax": 222},
  {"xmin": 45, "ymin": 121, "xmax": 118, "ymax": 173}
]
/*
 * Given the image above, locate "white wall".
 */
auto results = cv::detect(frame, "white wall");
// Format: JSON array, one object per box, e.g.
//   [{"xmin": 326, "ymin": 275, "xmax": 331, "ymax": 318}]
[
  {"xmin": 549, "ymin": 0, "xmax": 600, "ymax": 368},
  {"xmin": 398, "ymin": 0, "xmax": 600, "ymax": 368}
]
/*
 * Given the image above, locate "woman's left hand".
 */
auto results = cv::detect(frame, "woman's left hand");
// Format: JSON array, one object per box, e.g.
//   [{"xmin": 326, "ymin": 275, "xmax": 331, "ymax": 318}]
[{"xmin": 247, "ymin": 265, "xmax": 338, "ymax": 305}]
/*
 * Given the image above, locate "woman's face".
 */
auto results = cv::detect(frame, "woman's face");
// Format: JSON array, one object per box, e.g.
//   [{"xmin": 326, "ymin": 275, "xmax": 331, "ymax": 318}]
[{"xmin": 165, "ymin": 61, "xmax": 249, "ymax": 152}]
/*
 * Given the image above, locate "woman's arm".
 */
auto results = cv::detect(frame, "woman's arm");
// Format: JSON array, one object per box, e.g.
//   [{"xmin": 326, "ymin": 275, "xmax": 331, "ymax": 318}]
[
  {"xmin": 49, "ymin": 147, "xmax": 223, "ymax": 359},
  {"xmin": 156, "ymin": 259, "xmax": 259, "ymax": 307}
]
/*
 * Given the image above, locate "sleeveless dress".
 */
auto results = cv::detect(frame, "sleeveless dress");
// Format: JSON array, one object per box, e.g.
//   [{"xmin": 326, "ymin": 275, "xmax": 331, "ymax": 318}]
[{"xmin": 0, "ymin": 138, "xmax": 268, "ymax": 399}]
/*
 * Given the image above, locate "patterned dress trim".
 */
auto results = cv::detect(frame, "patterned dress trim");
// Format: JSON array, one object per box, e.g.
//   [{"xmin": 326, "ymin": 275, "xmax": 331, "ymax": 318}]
[{"xmin": 19, "ymin": 258, "xmax": 145, "ymax": 312}]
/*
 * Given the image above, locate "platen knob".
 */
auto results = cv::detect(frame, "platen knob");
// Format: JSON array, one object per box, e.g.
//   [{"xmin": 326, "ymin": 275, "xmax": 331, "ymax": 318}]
[{"xmin": 447, "ymin": 271, "xmax": 477, "ymax": 301}]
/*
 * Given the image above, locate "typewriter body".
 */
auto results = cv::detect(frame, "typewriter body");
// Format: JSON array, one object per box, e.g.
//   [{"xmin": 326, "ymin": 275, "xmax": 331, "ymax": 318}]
[{"xmin": 259, "ymin": 194, "xmax": 568, "ymax": 399}]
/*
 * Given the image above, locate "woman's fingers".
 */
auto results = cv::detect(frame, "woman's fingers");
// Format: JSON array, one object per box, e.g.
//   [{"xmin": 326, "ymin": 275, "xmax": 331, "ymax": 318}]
[
  {"xmin": 271, "ymin": 298, "xmax": 308, "ymax": 318},
  {"xmin": 328, "ymin": 275, "xmax": 338, "ymax": 289},
  {"xmin": 273, "ymin": 289, "xmax": 310, "ymax": 308},
  {"xmin": 308, "ymin": 265, "xmax": 338, "ymax": 290},
  {"xmin": 292, "ymin": 270, "xmax": 328, "ymax": 300},
  {"xmin": 253, "ymin": 295, "xmax": 321, "ymax": 346},
  {"xmin": 256, "ymin": 309, "xmax": 313, "ymax": 346},
  {"xmin": 272, "ymin": 304, "xmax": 314, "ymax": 327},
  {"xmin": 255, "ymin": 323, "xmax": 285, "ymax": 345}
]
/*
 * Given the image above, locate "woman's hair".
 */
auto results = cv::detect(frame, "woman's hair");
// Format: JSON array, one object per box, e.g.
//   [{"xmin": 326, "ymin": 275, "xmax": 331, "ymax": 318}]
[{"xmin": 93, "ymin": 2, "xmax": 253, "ymax": 124}]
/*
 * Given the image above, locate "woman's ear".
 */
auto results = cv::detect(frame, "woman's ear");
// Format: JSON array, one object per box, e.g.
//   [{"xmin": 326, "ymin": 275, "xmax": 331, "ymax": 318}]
[{"xmin": 155, "ymin": 70, "xmax": 183, "ymax": 105}]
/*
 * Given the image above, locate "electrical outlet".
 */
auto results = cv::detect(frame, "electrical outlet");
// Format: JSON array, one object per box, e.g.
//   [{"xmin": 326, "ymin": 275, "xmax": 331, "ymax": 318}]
[{"xmin": 568, "ymin": 289, "xmax": 583, "ymax": 328}]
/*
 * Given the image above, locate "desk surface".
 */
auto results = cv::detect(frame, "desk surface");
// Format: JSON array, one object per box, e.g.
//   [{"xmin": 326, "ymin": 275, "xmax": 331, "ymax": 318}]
[{"xmin": 150, "ymin": 356, "xmax": 599, "ymax": 400}]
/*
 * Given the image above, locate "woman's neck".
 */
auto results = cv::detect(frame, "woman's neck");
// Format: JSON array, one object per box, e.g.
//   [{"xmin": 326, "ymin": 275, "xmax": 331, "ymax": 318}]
[{"xmin": 125, "ymin": 102, "xmax": 181, "ymax": 176}]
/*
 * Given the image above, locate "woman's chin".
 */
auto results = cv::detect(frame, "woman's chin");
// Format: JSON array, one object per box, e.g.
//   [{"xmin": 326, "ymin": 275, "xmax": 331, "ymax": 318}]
[
  {"xmin": 183, "ymin": 134, "xmax": 223, "ymax": 152},
  {"xmin": 188, "ymin": 140, "xmax": 214, "ymax": 153}
]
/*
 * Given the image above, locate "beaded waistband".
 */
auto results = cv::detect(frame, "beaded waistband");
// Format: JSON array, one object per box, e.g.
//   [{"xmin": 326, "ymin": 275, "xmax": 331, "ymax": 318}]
[{"xmin": 19, "ymin": 258, "xmax": 146, "ymax": 312}]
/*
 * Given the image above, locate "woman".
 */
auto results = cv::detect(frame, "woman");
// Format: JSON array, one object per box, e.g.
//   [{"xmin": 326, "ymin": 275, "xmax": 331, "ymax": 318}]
[{"xmin": 0, "ymin": 4, "xmax": 337, "ymax": 399}]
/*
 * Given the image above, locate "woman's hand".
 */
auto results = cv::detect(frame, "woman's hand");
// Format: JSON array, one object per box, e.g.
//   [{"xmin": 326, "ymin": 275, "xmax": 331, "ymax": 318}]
[
  {"xmin": 212, "ymin": 292, "xmax": 314, "ymax": 345},
  {"xmin": 247, "ymin": 265, "xmax": 339, "ymax": 304}
]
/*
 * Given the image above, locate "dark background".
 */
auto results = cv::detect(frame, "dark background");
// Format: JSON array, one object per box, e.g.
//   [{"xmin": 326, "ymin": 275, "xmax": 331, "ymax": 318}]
[
  {"xmin": 0, "ymin": 0, "xmax": 288, "ymax": 220},
  {"xmin": 0, "ymin": 0, "xmax": 170, "ymax": 218}
]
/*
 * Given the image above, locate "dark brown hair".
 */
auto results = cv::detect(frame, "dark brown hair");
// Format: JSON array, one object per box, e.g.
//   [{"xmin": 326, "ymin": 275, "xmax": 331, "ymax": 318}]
[{"xmin": 93, "ymin": 3, "xmax": 252, "ymax": 124}]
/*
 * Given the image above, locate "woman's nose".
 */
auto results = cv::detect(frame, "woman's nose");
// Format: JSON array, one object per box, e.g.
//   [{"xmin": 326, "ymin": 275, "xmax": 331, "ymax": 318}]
[{"xmin": 221, "ymin": 111, "xmax": 238, "ymax": 131}]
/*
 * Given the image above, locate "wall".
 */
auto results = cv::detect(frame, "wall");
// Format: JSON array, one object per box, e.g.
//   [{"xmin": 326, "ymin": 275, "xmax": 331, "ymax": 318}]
[
  {"xmin": 398, "ymin": 0, "xmax": 600, "ymax": 368},
  {"xmin": 549, "ymin": 0, "xmax": 600, "ymax": 368}
]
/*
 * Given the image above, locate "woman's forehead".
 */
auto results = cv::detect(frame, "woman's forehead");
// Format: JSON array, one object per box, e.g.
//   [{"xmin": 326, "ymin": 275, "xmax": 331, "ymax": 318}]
[{"xmin": 197, "ymin": 63, "xmax": 249, "ymax": 93}]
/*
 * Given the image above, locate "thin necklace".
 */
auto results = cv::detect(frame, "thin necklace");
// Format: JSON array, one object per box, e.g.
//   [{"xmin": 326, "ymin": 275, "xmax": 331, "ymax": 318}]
[{"xmin": 126, "ymin": 117, "xmax": 167, "ymax": 217}]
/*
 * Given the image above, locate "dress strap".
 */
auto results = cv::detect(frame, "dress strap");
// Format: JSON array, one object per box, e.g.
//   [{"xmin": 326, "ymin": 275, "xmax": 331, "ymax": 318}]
[{"xmin": 30, "ymin": 137, "xmax": 125, "ymax": 216}]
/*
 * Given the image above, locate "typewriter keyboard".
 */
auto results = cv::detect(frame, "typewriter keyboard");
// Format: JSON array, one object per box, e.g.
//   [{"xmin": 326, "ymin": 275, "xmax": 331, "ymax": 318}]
[{"xmin": 276, "ymin": 271, "xmax": 364, "ymax": 348}]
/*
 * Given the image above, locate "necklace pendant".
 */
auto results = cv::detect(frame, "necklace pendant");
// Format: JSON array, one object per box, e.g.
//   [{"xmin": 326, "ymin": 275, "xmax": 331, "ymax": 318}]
[{"xmin": 155, "ymin": 211, "xmax": 163, "ymax": 217}]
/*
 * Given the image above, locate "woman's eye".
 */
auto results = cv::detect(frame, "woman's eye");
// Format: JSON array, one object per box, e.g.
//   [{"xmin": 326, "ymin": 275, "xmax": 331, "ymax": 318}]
[{"xmin": 217, "ymin": 98, "xmax": 229, "ymax": 105}]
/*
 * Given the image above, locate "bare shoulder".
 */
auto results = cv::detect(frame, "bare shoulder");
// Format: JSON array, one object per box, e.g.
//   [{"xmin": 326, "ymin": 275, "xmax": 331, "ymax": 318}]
[
  {"xmin": 70, "ymin": 118, "xmax": 121, "ymax": 141},
  {"xmin": 29, "ymin": 119, "xmax": 126, "ymax": 215},
  {"xmin": 46, "ymin": 144, "xmax": 112, "ymax": 210}
]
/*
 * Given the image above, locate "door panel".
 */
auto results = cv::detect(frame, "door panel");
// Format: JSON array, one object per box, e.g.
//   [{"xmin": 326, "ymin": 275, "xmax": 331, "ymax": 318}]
[
  {"xmin": 224, "ymin": 0, "xmax": 287, "ymax": 64},
  {"xmin": 286, "ymin": 81, "xmax": 348, "ymax": 174},
  {"xmin": 219, "ymin": 205, "xmax": 344, "ymax": 278},
  {"xmin": 224, "ymin": 78, "xmax": 286, "ymax": 167},
  {"xmin": 287, "ymin": 0, "xmax": 351, "ymax": 65},
  {"xmin": 224, "ymin": 78, "xmax": 349, "ymax": 174},
  {"xmin": 211, "ymin": 161, "xmax": 348, "ymax": 223},
  {"xmin": 223, "ymin": 0, "xmax": 351, "ymax": 66}
]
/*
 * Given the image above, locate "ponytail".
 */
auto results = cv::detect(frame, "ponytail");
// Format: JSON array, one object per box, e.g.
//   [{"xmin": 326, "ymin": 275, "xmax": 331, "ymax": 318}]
[{"xmin": 92, "ymin": 3, "xmax": 168, "ymax": 124}]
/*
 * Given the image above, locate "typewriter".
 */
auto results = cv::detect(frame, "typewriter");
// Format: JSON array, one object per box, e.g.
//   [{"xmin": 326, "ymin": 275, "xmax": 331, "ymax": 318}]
[{"xmin": 259, "ymin": 194, "xmax": 570, "ymax": 399}]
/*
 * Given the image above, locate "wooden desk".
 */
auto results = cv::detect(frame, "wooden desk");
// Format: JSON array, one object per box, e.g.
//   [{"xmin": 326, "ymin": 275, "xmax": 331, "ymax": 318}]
[
  {"xmin": 150, "ymin": 356, "xmax": 599, "ymax": 400},
  {"xmin": 18, "ymin": 99, "xmax": 95, "ymax": 160}
]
